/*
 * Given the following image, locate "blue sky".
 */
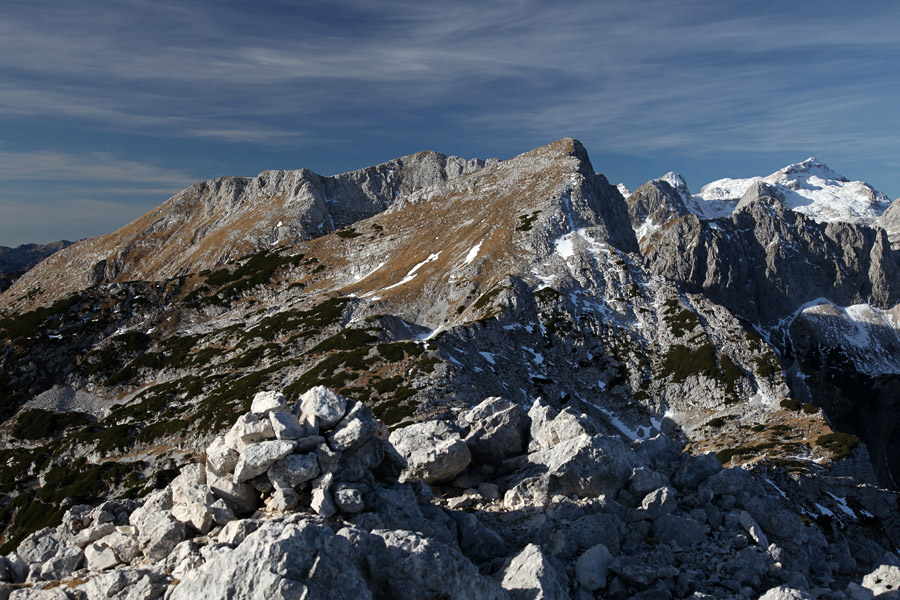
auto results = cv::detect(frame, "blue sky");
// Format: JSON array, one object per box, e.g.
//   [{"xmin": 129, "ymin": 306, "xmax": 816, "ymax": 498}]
[{"xmin": 2, "ymin": 0, "xmax": 899, "ymax": 246}]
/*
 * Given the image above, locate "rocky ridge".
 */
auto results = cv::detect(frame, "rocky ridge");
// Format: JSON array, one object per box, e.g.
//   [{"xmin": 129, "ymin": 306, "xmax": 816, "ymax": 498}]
[
  {"xmin": 2, "ymin": 387, "xmax": 899, "ymax": 600},
  {"xmin": 1, "ymin": 139, "xmax": 900, "ymax": 598}
]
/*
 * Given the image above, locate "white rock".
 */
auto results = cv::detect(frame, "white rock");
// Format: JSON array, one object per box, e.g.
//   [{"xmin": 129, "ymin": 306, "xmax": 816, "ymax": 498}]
[
  {"xmin": 134, "ymin": 511, "xmax": 185, "ymax": 561},
  {"xmin": 268, "ymin": 488, "xmax": 299, "ymax": 512},
  {"xmin": 39, "ymin": 546, "xmax": 83, "ymax": 580},
  {"xmin": 251, "ymin": 390, "xmax": 287, "ymax": 415},
  {"xmin": 311, "ymin": 474, "xmax": 336, "ymax": 518},
  {"xmin": 500, "ymin": 543, "xmax": 569, "ymax": 600},
  {"xmin": 217, "ymin": 520, "xmax": 262, "ymax": 547},
  {"xmin": 224, "ymin": 413, "xmax": 276, "ymax": 451},
  {"xmin": 389, "ymin": 421, "xmax": 471, "ymax": 485},
  {"xmin": 862, "ymin": 564, "xmax": 900, "ymax": 595},
  {"xmin": 72, "ymin": 522, "xmax": 117, "ymax": 548},
  {"xmin": 233, "ymin": 440, "xmax": 296, "ymax": 483},
  {"xmin": 575, "ymin": 543, "xmax": 612, "ymax": 591},
  {"xmin": 641, "ymin": 486, "xmax": 677, "ymax": 520},
  {"xmin": 298, "ymin": 386, "xmax": 347, "ymax": 430},
  {"xmin": 84, "ymin": 542, "xmax": 120, "ymax": 571},
  {"xmin": 206, "ymin": 464, "xmax": 259, "ymax": 514},
  {"xmin": 103, "ymin": 531, "xmax": 140, "ymax": 563},
  {"xmin": 269, "ymin": 410, "xmax": 305, "ymax": 440},
  {"xmin": 206, "ymin": 435, "xmax": 239, "ymax": 473},
  {"xmin": 327, "ymin": 401, "xmax": 379, "ymax": 452},
  {"xmin": 268, "ymin": 453, "xmax": 320, "ymax": 489},
  {"xmin": 758, "ymin": 586, "xmax": 817, "ymax": 599}
]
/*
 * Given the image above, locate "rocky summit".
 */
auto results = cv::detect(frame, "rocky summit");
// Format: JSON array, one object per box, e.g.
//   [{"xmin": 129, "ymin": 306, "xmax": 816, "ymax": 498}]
[{"xmin": 1, "ymin": 138, "xmax": 899, "ymax": 599}]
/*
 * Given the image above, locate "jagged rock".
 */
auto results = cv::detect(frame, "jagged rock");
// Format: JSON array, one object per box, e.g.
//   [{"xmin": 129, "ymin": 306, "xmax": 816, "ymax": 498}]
[
  {"xmin": 209, "ymin": 499, "xmax": 235, "ymax": 526},
  {"xmin": 104, "ymin": 531, "xmax": 140, "ymax": 564},
  {"xmin": 500, "ymin": 543, "xmax": 570, "ymax": 600},
  {"xmin": 17, "ymin": 529, "xmax": 61, "ymax": 565},
  {"xmin": 269, "ymin": 488, "xmax": 299, "ymax": 512},
  {"xmin": 132, "ymin": 511, "xmax": 185, "ymax": 561},
  {"xmin": 206, "ymin": 465, "xmax": 259, "ymax": 514},
  {"xmin": 297, "ymin": 386, "xmax": 347, "ymax": 430},
  {"xmin": 575, "ymin": 543, "xmax": 612, "ymax": 592},
  {"xmin": 528, "ymin": 399, "xmax": 593, "ymax": 452},
  {"xmin": 218, "ymin": 519, "xmax": 262, "ymax": 547},
  {"xmin": 250, "ymin": 390, "xmax": 287, "ymax": 415},
  {"xmin": 458, "ymin": 396, "xmax": 528, "ymax": 464},
  {"xmin": 247, "ymin": 473, "xmax": 274, "ymax": 493},
  {"xmin": 739, "ymin": 510, "xmax": 769, "ymax": 548},
  {"xmin": 641, "ymin": 486, "xmax": 677, "ymax": 520},
  {"xmin": 269, "ymin": 410, "xmax": 305, "ymax": 440},
  {"xmin": 629, "ymin": 467, "xmax": 670, "ymax": 496},
  {"xmin": 39, "ymin": 546, "xmax": 83, "ymax": 580},
  {"xmin": 512, "ymin": 433, "xmax": 636, "ymax": 501},
  {"xmin": 390, "ymin": 421, "xmax": 472, "ymax": 484},
  {"xmin": 651, "ymin": 514, "xmax": 705, "ymax": 548},
  {"xmin": 78, "ymin": 568, "xmax": 170, "ymax": 600},
  {"xmin": 170, "ymin": 465, "xmax": 216, "ymax": 533},
  {"xmin": 268, "ymin": 452, "xmax": 320, "ymax": 489},
  {"xmin": 448, "ymin": 510, "xmax": 507, "ymax": 564},
  {"xmin": 73, "ymin": 522, "xmax": 117, "ymax": 548},
  {"xmin": 84, "ymin": 542, "xmax": 120, "ymax": 571},
  {"xmin": 863, "ymin": 564, "xmax": 900, "ymax": 595},
  {"xmin": 317, "ymin": 443, "xmax": 341, "ymax": 474},
  {"xmin": 170, "ymin": 520, "xmax": 371, "ymax": 600},
  {"xmin": 205, "ymin": 436, "xmax": 239, "ymax": 473},
  {"xmin": 368, "ymin": 528, "xmax": 508, "ymax": 600},
  {"xmin": 758, "ymin": 586, "xmax": 817, "ymax": 599},
  {"xmin": 327, "ymin": 401, "xmax": 378, "ymax": 452},
  {"xmin": 609, "ymin": 558, "xmax": 678, "ymax": 590},
  {"xmin": 671, "ymin": 453, "xmax": 721, "ymax": 491},
  {"xmin": 224, "ymin": 413, "xmax": 276, "ymax": 451},
  {"xmin": 704, "ymin": 467, "xmax": 759, "ymax": 497},
  {"xmin": 233, "ymin": 440, "xmax": 296, "ymax": 483},
  {"xmin": 311, "ymin": 474, "xmax": 337, "ymax": 517},
  {"xmin": 4, "ymin": 553, "xmax": 27, "ymax": 583},
  {"xmin": 7, "ymin": 587, "xmax": 71, "ymax": 599},
  {"xmin": 333, "ymin": 484, "xmax": 365, "ymax": 514}
]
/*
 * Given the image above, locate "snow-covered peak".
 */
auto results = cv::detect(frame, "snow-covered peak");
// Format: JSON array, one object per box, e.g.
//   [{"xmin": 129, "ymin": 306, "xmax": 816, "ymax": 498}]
[
  {"xmin": 616, "ymin": 183, "xmax": 631, "ymax": 199},
  {"xmin": 690, "ymin": 159, "xmax": 890, "ymax": 225}
]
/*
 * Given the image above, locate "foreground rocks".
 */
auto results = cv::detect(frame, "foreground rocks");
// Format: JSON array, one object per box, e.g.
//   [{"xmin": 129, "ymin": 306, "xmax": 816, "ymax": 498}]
[{"xmin": 3, "ymin": 387, "xmax": 899, "ymax": 600}]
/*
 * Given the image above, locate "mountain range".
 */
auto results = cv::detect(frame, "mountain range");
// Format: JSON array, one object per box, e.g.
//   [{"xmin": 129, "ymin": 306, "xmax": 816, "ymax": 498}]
[{"xmin": 1, "ymin": 139, "xmax": 899, "ymax": 599}]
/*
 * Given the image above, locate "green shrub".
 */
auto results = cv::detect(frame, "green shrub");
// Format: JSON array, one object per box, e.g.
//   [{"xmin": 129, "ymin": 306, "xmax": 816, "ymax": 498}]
[
  {"xmin": 801, "ymin": 402, "xmax": 818, "ymax": 414},
  {"xmin": 780, "ymin": 398, "xmax": 801, "ymax": 411},
  {"xmin": 816, "ymin": 432, "xmax": 860, "ymax": 460}
]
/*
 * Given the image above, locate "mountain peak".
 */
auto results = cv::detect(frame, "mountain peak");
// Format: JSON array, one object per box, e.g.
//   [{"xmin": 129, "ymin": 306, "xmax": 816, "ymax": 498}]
[{"xmin": 777, "ymin": 157, "xmax": 848, "ymax": 183}]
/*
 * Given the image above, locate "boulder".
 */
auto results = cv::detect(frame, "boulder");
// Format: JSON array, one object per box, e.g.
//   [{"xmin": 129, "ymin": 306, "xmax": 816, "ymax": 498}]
[
  {"xmin": 84, "ymin": 542, "xmax": 120, "ymax": 571},
  {"xmin": 863, "ymin": 564, "xmax": 900, "ymax": 595},
  {"xmin": 739, "ymin": 510, "xmax": 769, "ymax": 548},
  {"xmin": 72, "ymin": 523, "xmax": 117, "ymax": 548},
  {"xmin": 16, "ymin": 529, "xmax": 61, "ymax": 565},
  {"xmin": 500, "ymin": 543, "xmax": 569, "ymax": 600},
  {"xmin": 218, "ymin": 519, "xmax": 263, "ymax": 547},
  {"xmin": 269, "ymin": 489, "xmax": 300, "ymax": 512},
  {"xmin": 39, "ymin": 546, "xmax": 83, "ymax": 580},
  {"xmin": 206, "ymin": 465, "xmax": 259, "ymax": 514},
  {"xmin": 333, "ymin": 484, "xmax": 366, "ymax": 514},
  {"xmin": 205, "ymin": 436, "xmax": 239, "ymax": 473},
  {"xmin": 132, "ymin": 511, "xmax": 185, "ymax": 561},
  {"xmin": 103, "ymin": 531, "xmax": 141, "ymax": 564},
  {"xmin": 268, "ymin": 453, "xmax": 320, "ymax": 489},
  {"xmin": 269, "ymin": 410, "xmax": 305, "ymax": 440},
  {"xmin": 311, "ymin": 475, "xmax": 337, "ymax": 518},
  {"xmin": 327, "ymin": 401, "xmax": 378, "ymax": 452},
  {"xmin": 233, "ymin": 440, "xmax": 296, "ymax": 483},
  {"xmin": 224, "ymin": 413, "xmax": 276, "ymax": 451},
  {"xmin": 575, "ymin": 543, "xmax": 612, "ymax": 591},
  {"xmin": 297, "ymin": 386, "xmax": 347, "ymax": 430},
  {"xmin": 170, "ymin": 520, "xmax": 371, "ymax": 600},
  {"xmin": 368, "ymin": 528, "xmax": 508, "ymax": 600},
  {"xmin": 7, "ymin": 587, "xmax": 71, "ymax": 599},
  {"xmin": 629, "ymin": 467, "xmax": 670, "ymax": 497},
  {"xmin": 250, "ymin": 390, "xmax": 287, "ymax": 415},
  {"xmin": 448, "ymin": 511, "xmax": 507, "ymax": 564},
  {"xmin": 458, "ymin": 397, "xmax": 528, "ymax": 464},
  {"xmin": 390, "ymin": 421, "xmax": 471, "ymax": 485},
  {"xmin": 758, "ymin": 586, "xmax": 817, "ymax": 599}
]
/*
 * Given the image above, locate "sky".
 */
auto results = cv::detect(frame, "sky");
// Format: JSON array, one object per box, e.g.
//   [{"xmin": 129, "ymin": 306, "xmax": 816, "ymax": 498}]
[{"xmin": 2, "ymin": 0, "xmax": 899, "ymax": 247}]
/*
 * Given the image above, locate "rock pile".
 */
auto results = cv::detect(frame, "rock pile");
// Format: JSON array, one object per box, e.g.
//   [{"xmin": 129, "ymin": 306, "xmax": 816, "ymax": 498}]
[{"xmin": 1, "ymin": 389, "xmax": 899, "ymax": 600}]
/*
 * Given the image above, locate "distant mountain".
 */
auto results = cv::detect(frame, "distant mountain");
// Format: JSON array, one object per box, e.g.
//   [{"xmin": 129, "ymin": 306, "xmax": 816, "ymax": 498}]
[
  {"xmin": 0, "ymin": 239, "xmax": 72, "ymax": 293},
  {"xmin": 1, "ymin": 140, "xmax": 899, "ymax": 598}
]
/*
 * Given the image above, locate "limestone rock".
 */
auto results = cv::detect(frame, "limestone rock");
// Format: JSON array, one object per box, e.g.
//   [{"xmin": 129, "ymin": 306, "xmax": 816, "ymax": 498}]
[
  {"xmin": 863, "ymin": 564, "xmax": 900, "ymax": 595},
  {"xmin": 268, "ymin": 453, "xmax": 320, "ymax": 489},
  {"xmin": 133, "ymin": 511, "xmax": 185, "ymax": 561},
  {"xmin": 170, "ymin": 520, "xmax": 371, "ymax": 600},
  {"xmin": 575, "ymin": 543, "xmax": 612, "ymax": 592},
  {"xmin": 39, "ymin": 546, "xmax": 83, "ymax": 580},
  {"xmin": 333, "ymin": 484, "xmax": 365, "ymax": 514},
  {"xmin": 84, "ymin": 542, "xmax": 120, "ymax": 571},
  {"xmin": 205, "ymin": 436, "xmax": 239, "ymax": 474},
  {"xmin": 297, "ymin": 386, "xmax": 347, "ymax": 430},
  {"xmin": 500, "ymin": 543, "xmax": 570, "ymax": 600},
  {"xmin": 651, "ymin": 514, "xmax": 705, "ymax": 549},
  {"xmin": 390, "ymin": 421, "xmax": 472, "ymax": 484},
  {"xmin": 758, "ymin": 586, "xmax": 817, "ymax": 599},
  {"xmin": 458, "ymin": 396, "xmax": 528, "ymax": 464},
  {"xmin": 327, "ymin": 401, "xmax": 378, "ymax": 452},
  {"xmin": 206, "ymin": 465, "xmax": 259, "ymax": 514},
  {"xmin": 233, "ymin": 440, "xmax": 296, "ymax": 483},
  {"xmin": 224, "ymin": 413, "xmax": 276, "ymax": 451},
  {"xmin": 641, "ymin": 486, "xmax": 677, "ymax": 520},
  {"xmin": 250, "ymin": 390, "xmax": 287, "ymax": 415},
  {"xmin": 269, "ymin": 410, "xmax": 305, "ymax": 440}
]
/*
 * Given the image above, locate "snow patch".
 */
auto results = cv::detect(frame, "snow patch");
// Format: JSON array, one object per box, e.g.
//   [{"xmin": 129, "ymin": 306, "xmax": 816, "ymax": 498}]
[{"xmin": 463, "ymin": 240, "xmax": 483, "ymax": 265}]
